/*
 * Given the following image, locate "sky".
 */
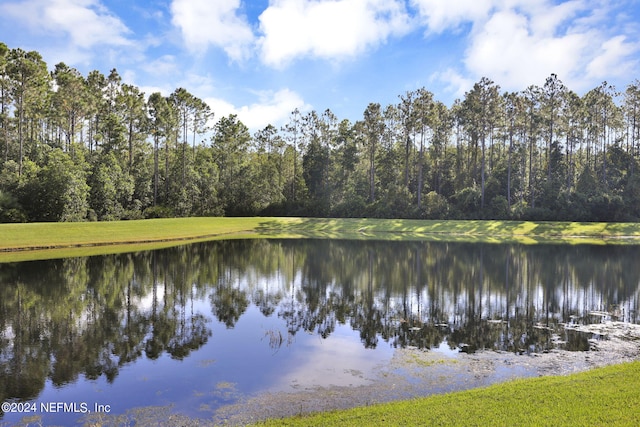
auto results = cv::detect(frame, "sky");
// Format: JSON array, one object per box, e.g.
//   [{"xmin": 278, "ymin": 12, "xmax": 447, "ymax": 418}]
[{"xmin": 0, "ymin": 0, "xmax": 639, "ymax": 132}]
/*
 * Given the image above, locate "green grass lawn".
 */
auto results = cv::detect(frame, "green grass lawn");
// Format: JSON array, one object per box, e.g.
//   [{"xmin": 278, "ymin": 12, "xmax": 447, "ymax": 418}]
[
  {"xmin": 2, "ymin": 217, "xmax": 640, "ymax": 262},
  {"xmin": 0, "ymin": 217, "xmax": 278, "ymax": 262},
  {"xmin": 253, "ymin": 361, "xmax": 640, "ymax": 427}
]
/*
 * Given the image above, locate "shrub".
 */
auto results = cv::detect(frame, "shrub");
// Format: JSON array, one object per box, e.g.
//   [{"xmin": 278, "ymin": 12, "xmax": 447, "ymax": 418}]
[
  {"xmin": 421, "ymin": 191, "xmax": 450, "ymax": 219},
  {"xmin": 144, "ymin": 205, "xmax": 175, "ymax": 218}
]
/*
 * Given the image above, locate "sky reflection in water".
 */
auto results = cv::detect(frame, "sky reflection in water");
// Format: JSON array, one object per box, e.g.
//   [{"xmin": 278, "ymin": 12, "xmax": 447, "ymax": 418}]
[{"xmin": 1, "ymin": 239, "xmax": 639, "ymax": 425}]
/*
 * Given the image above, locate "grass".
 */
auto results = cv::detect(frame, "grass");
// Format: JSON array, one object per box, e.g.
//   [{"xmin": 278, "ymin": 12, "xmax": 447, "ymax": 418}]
[
  {"xmin": 0, "ymin": 217, "xmax": 279, "ymax": 262},
  {"xmin": 2, "ymin": 217, "xmax": 640, "ymax": 262},
  {"xmin": 253, "ymin": 361, "xmax": 640, "ymax": 426}
]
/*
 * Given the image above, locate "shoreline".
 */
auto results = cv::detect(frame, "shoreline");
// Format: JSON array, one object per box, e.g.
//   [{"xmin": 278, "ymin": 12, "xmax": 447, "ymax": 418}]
[
  {"xmin": 3, "ymin": 217, "xmax": 640, "ymax": 263},
  {"xmin": 211, "ymin": 320, "xmax": 640, "ymax": 425},
  {"xmin": 69, "ymin": 320, "xmax": 640, "ymax": 427}
]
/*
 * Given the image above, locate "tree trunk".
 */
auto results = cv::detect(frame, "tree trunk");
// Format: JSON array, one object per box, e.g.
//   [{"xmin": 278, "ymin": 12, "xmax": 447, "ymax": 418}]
[
  {"xmin": 507, "ymin": 127, "xmax": 513, "ymax": 207},
  {"xmin": 417, "ymin": 134, "xmax": 424, "ymax": 209},
  {"xmin": 481, "ymin": 133, "xmax": 486, "ymax": 209},
  {"xmin": 153, "ymin": 135, "xmax": 159, "ymax": 206}
]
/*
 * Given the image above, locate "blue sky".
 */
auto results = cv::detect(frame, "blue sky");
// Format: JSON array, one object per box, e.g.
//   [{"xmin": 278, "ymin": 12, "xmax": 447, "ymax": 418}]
[{"xmin": 1, "ymin": 0, "xmax": 638, "ymax": 132}]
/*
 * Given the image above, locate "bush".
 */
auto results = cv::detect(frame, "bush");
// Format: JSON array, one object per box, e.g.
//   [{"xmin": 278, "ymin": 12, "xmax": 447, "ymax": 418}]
[
  {"xmin": 522, "ymin": 206, "xmax": 555, "ymax": 221},
  {"xmin": 589, "ymin": 193, "xmax": 624, "ymax": 222},
  {"xmin": 0, "ymin": 190, "xmax": 27, "ymax": 223},
  {"xmin": 487, "ymin": 195, "xmax": 509, "ymax": 219},
  {"xmin": 331, "ymin": 196, "xmax": 367, "ymax": 218},
  {"xmin": 144, "ymin": 205, "xmax": 175, "ymax": 218},
  {"xmin": 421, "ymin": 191, "xmax": 450, "ymax": 219},
  {"xmin": 452, "ymin": 186, "xmax": 481, "ymax": 219},
  {"xmin": 509, "ymin": 200, "xmax": 528, "ymax": 220},
  {"xmin": 87, "ymin": 209, "xmax": 98, "ymax": 222},
  {"xmin": 367, "ymin": 186, "xmax": 417, "ymax": 218},
  {"xmin": 122, "ymin": 200, "xmax": 145, "ymax": 220}
]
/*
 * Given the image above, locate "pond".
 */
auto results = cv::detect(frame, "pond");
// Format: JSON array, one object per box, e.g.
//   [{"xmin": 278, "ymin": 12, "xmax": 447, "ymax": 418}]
[{"xmin": 1, "ymin": 239, "xmax": 639, "ymax": 425}]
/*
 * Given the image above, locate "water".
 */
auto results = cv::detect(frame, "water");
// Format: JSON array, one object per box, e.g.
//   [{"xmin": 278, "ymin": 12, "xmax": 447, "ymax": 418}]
[{"xmin": 1, "ymin": 239, "xmax": 639, "ymax": 425}]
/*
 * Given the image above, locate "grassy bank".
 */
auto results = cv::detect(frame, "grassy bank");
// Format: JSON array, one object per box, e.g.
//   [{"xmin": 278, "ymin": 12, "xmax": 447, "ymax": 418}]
[
  {"xmin": 254, "ymin": 361, "xmax": 640, "ymax": 426},
  {"xmin": 2, "ymin": 217, "xmax": 640, "ymax": 262}
]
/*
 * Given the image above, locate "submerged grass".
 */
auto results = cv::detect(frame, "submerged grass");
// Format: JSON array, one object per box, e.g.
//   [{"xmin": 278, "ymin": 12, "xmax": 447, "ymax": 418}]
[
  {"xmin": 2, "ymin": 217, "xmax": 640, "ymax": 262},
  {"xmin": 254, "ymin": 361, "xmax": 640, "ymax": 427}
]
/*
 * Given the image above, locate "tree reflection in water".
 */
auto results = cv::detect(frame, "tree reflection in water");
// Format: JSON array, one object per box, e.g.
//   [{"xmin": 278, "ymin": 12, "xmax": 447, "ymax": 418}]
[{"xmin": 1, "ymin": 239, "xmax": 639, "ymax": 404}]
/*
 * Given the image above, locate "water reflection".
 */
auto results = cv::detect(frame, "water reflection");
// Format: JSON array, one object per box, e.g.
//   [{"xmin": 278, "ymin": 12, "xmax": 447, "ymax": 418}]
[{"xmin": 1, "ymin": 240, "xmax": 639, "ymax": 414}]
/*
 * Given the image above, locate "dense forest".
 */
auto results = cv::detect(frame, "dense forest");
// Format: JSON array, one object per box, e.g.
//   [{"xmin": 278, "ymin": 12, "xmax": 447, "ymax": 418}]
[{"xmin": 1, "ymin": 42, "xmax": 639, "ymax": 222}]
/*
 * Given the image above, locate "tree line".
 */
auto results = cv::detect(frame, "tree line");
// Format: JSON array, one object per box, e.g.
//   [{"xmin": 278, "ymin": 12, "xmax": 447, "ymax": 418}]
[{"xmin": 1, "ymin": 42, "xmax": 639, "ymax": 222}]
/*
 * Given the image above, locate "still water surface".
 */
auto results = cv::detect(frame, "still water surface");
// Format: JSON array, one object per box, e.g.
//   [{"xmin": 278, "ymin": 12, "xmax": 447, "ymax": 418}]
[{"xmin": 1, "ymin": 239, "xmax": 639, "ymax": 424}]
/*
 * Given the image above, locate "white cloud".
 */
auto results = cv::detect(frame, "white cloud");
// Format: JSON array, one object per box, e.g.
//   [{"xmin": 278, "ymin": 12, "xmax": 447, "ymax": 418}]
[
  {"xmin": 268, "ymin": 327, "xmax": 389, "ymax": 391},
  {"xmin": 258, "ymin": 0, "xmax": 413, "ymax": 67},
  {"xmin": 430, "ymin": 68, "xmax": 475, "ymax": 99},
  {"xmin": 586, "ymin": 35, "xmax": 639, "ymax": 81},
  {"xmin": 464, "ymin": 9, "xmax": 589, "ymax": 89},
  {"xmin": 139, "ymin": 84, "xmax": 173, "ymax": 99},
  {"xmin": 170, "ymin": 0, "xmax": 415, "ymax": 67},
  {"xmin": 526, "ymin": 0, "xmax": 583, "ymax": 36},
  {"xmin": 421, "ymin": 0, "xmax": 640, "ymax": 94},
  {"xmin": 411, "ymin": 0, "xmax": 582, "ymax": 35},
  {"xmin": 204, "ymin": 97, "xmax": 237, "ymax": 123},
  {"xmin": 170, "ymin": 0, "xmax": 254, "ymax": 61},
  {"xmin": 410, "ymin": 0, "xmax": 496, "ymax": 33},
  {"xmin": 140, "ymin": 55, "xmax": 179, "ymax": 76},
  {"xmin": 0, "ymin": 0, "xmax": 131, "ymax": 48},
  {"xmin": 206, "ymin": 89, "xmax": 312, "ymax": 132}
]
